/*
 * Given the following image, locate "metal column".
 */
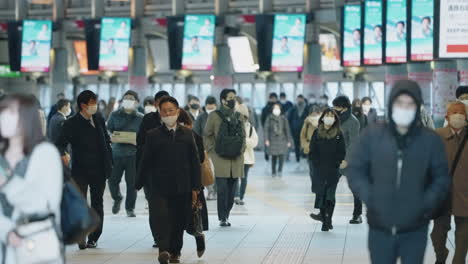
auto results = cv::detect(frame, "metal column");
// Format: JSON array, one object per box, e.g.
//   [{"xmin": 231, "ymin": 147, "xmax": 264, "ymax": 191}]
[{"xmin": 130, "ymin": 0, "xmax": 148, "ymax": 98}]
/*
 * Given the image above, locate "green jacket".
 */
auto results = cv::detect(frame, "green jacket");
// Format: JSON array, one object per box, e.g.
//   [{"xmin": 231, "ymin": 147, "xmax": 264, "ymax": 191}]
[{"xmin": 203, "ymin": 106, "xmax": 246, "ymax": 179}]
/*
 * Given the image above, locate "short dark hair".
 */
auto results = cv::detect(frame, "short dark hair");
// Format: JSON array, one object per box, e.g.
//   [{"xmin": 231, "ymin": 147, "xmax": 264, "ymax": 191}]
[
  {"xmin": 154, "ymin": 91, "xmax": 169, "ymax": 102},
  {"xmin": 220, "ymin": 89, "xmax": 236, "ymax": 102},
  {"xmin": 143, "ymin": 96, "xmax": 155, "ymax": 106},
  {"xmin": 0, "ymin": 94, "xmax": 45, "ymax": 155},
  {"xmin": 280, "ymin": 92, "xmax": 286, "ymax": 98},
  {"xmin": 205, "ymin": 96, "xmax": 217, "ymax": 105},
  {"xmin": 57, "ymin": 99, "xmax": 70, "ymax": 111},
  {"xmin": 332, "ymin": 95, "xmax": 351, "ymax": 108},
  {"xmin": 159, "ymin": 96, "xmax": 179, "ymax": 108},
  {"xmin": 189, "ymin": 96, "xmax": 200, "ymax": 102},
  {"xmin": 297, "ymin": 94, "xmax": 305, "ymax": 99},
  {"xmin": 456, "ymin": 86, "xmax": 468, "ymax": 99},
  {"xmin": 77, "ymin": 90, "xmax": 97, "ymax": 110},
  {"xmin": 177, "ymin": 109, "xmax": 193, "ymax": 127},
  {"xmin": 269, "ymin": 93, "xmax": 278, "ymax": 99},
  {"xmin": 362, "ymin": 96, "xmax": 373, "ymax": 104},
  {"xmin": 57, "ymin": 92, "xmax": 65, "ymax": 98},
  {"xmin": 123, "ymin": 90, "xmax": 139, "ymax": 102}
]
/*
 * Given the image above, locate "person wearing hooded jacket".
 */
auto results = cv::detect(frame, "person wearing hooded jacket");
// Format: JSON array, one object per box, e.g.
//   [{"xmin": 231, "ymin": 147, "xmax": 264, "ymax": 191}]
[
  {"xmin": 347, "ymin": 80, "xmax": 450, "ymax": 264},
  {"xmin": 430, "ymin": 102, "xmax": 468, "ymax": 264},
  {"xmin": 332, "ymin": 95, "xmax": 362, "ymax": 224}
]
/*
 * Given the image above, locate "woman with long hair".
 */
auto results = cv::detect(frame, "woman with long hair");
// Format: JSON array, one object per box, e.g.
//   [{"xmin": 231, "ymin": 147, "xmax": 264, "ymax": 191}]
[
  {"xmin": 352, "ymin": 98, "xmax": 367, "ymax": 131},
  {"xmin": 0, "ymin": 94, "xmax": 63, "ymax": 263},
  {"xmin": 309, "ymin": 108, "xmax": 346, "ymax": 232}
]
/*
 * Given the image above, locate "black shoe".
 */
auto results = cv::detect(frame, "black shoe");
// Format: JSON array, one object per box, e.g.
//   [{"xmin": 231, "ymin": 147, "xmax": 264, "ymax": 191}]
[
  {"xmin": 78, "ymin": 242, "xmax": 87, "ymax": 250},
  {"xmin": 220, "ymin": 220, "xmax": 229, "ymax": 227},
  {"xmin": 158, "ymin": 251, "xmax": 170, "ymax": 264},
  {"xmin": 112, "ymin": 198, "xmax": 122, "ymax": 215},
  {"xmin": 196, "ymin": 234, "xmax": 206, "ymax": 258},
  {"xmin": 169, "ymin": 254, "xmax": 181, "ymax": 263},
  {"xmin": 127, "ymin": 210, "xmax": 136, "ymax": 218},
  {"xmin": 349, "ymin": 215, "xmax": 363, "ymax": 224},
  {"xmin": 227, "ymin": 221, "xmax": 231, "ymax": 227},
  {"xmin": 321, "ymin": 223, "xmax": 329, "ymax": 232},
  {"xmin": 86, "ymin": 240, "xmax": 98, "ymax": 249},
  {"xmin": 309, "ymin": 213, "xmax": 324, "ymax": 222},
  {"xmin": 153, "ymin": 241, "xmax": 159, "ymax": 248},
  {"xmin": 238, "ymin": 200, "xmax": 245, "ymax": 205}
]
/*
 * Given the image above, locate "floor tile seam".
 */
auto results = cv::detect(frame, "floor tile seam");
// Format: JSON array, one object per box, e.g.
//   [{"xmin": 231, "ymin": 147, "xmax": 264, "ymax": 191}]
[
  {"xmin": 340, "ymin": 223, "xmax": 350, "ymax": 264},
  {"xmin": 221, "ymin": 217, "xmax": 263, "ymax": 264},
  {"xmin": 299, "ymin": 221, "xmax": 319, "ymax": 264}
]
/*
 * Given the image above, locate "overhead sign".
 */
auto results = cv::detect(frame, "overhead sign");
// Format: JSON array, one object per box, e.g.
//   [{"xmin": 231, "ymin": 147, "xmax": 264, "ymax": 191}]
[
  {"xmin": 410, "ymin": 0, "xmax": 434, "ymax": 61},
  {"xmin": 385, "ymin": 0, "xmax": 408, "ymax": 63},
  {"xmin": 363, "ymin": 0, "xmax": 383, "ymax": 65},
  {"xmin": 342, "ymin": 5, "xmax": 362, "ymax": 67},
  {"xmin": 438, "ymin": 0, "xmax": 468, "ymax": 58}
]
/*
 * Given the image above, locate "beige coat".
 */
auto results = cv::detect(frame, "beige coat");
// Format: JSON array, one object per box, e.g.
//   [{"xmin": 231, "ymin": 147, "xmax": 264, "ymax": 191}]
[
  {"xmin": 300, "ymin": 117, "xmax": 318, "ymax": 154},
  {"xmin": 203, "ymin": 107, "xmax": 246, "ymax": 179},
  {"xmin": 244, "ymin": 122, "xmax": 258, "ymax": 165},
  {"xmin": 436, "ymin": 126, "xmax": 468, "ymax": 217}
]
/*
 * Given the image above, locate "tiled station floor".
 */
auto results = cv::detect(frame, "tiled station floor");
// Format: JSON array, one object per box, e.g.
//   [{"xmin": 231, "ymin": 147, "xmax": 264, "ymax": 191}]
[{"xmin": 66, "ymin": 153, "xmax": 459, "ymax": 264}]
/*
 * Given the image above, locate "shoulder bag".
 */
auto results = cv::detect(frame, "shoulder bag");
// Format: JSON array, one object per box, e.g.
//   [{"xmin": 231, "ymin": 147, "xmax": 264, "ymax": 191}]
[{"xmin": 190, "ymin": 132, "xmax": 215, "ymax": 187}]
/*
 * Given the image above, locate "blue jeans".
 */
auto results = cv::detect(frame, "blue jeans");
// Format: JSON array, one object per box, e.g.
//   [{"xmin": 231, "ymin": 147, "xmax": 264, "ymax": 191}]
[
  {"xmin": 235, "ymin": 165, "xmax": 251, "ymax": 200},
  {"xmin": 368, "ymin": 225, "xmax": 428, "ymax": 264}
]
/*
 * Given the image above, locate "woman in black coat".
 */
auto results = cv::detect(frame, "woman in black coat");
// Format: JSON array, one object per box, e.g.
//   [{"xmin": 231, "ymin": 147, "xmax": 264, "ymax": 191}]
[
  {"xmin": 178, "ymin": 109, "xmax": 208, "ymax": 258},
  {"xmin": 308, "ymin": 108, "xmax": 346, "ymax": 232}
]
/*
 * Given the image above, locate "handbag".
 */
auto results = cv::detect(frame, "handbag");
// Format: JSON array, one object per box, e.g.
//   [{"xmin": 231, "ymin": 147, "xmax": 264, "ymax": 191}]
[
  {"xmin": 186, "ymin": 200, "xmax": 204, "ymax": 237},
  {"xmin": 15, "ymin": 214, "xmax": 61, "ymax": 264},
  {"xmin": 201, "ymin": 152, "xmax": 215, "ymax": 187},
  {"xmin": 61, "ymin": 176, "xmax": 100, "ymax": 245}
]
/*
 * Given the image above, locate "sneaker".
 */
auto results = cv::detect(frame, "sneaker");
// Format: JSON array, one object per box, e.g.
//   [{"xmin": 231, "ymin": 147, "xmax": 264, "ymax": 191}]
[
  {"xmin": 238, "ymin": 199, "xmax": 245, "ymax": 205},
  {"xmin": 112, "ymin": 198, "xmax": 122, "ymax": 215},
  {"xmin": 234, "ymin": 198, "xmax": 241, "ymax": 205},
  {"xmin": 86, "ymin": 240, "xmax": 98, "ymax": 249},
  {"xmin": 169, "ymin": 254, "xmax": 181, "ymax": 263},
  {"xmin": 127, "ymin": 210, "xmax": 136, "ymax": 218},
  {"xmin": 158, "ymin": 251, "xmax": 170, "ymax": 264},
  {"xmin": 349, "ymin": 215, "xmax": 363, "ymax": 224}
]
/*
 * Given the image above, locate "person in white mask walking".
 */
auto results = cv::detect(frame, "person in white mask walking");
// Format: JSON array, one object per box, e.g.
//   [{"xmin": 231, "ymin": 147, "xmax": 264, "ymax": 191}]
[
  {"xmin": 347, "ymin": 80, "xmax": 450, "ymax": 264},
  {"xmin": 107, "ymin": 90, "xmax": 144, "ymax": 217}
]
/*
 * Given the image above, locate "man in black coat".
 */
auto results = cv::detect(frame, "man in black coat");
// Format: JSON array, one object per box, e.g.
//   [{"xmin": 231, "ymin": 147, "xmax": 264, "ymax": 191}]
[
  {"xmin": 288, "ymin": 95, "xmax": 309, "ymax": 163},
  {"xmin": 347, "ymin": 80, "xmax": 450, "ymax": 264},
  {"xmin": 136, "ymin": 96, "xmax": 201, "ymax": 264},
  {"xmin": 56, "ymin": 90, "xmax": 113, "ymax": 250},
  {"xmin": 136, "ymin": 90, "xmax": 169, "ymax": 248},
  {"xmin": 47, "ymin": 98, "xmax": 71, "ymax": 143}
]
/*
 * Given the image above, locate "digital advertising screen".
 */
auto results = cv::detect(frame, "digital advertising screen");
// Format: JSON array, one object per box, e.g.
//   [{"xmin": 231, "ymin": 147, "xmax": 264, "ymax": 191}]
[
  {"xmin": 182, "ymin": 15, "xmax": 215, "ymax": 71},
  {"xmin": 385, "ymin": 0, "xmax": 408, "ymax": 63},
  {"xmin": 438, "ymin": 0, "xmax": 468, "ymax": 58},
  {"xmin": 319, "ymin": 34, "xmax": 342, "ymax": 72},
  {"xmin": 74, "ymin": 41, "xmax": 100, "ymax": 75},
  {"xmin": 342, "ymin": 5, "xmax": 362, "ymax": 67},
  {"xmin": 98, "ymin": 17, "xmax": 131, "ymax": 71},
  {"xmin": 363, "ymin": 0, "xmax": 383, "ymax": 65},
  {"xmin": 20, "ymin": 20, "xmax": 52, "ymax": 72},
  {"xmin": 227, "ymin": 36, "xmax": 257, "ymax": 73},
  {"xmin": 271, "ymin": 14, "xmax": 306, "ymax": 72},
  {"xmin": 410, "ymin": 0, "xmax": 434, "ymax": 61}
]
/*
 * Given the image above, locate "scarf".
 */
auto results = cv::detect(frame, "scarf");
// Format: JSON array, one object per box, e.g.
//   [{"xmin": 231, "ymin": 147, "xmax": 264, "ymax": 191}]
[{"xmin": 317, "ymin": 124, "xmax": 339, "ymax": 140}]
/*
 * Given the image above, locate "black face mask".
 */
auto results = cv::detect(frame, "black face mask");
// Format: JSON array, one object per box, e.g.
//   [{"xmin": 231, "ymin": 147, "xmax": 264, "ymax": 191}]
[
  {"xmin": 226, "ymin": 99, "xmax": 236, "ymax": 109},
  {"xmin": 297, "ymin": 101, "xmax": 305, "ymax": 107},
  {"xmin": 190, "ymin": 103, "xmax": 200, "ymax": 110}
]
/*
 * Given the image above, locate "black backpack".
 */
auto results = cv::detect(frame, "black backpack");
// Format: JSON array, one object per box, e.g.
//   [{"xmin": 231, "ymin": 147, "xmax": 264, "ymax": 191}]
[{"xmin": 215, "ymin": 110, "xmax": 245, "ymax": 159}]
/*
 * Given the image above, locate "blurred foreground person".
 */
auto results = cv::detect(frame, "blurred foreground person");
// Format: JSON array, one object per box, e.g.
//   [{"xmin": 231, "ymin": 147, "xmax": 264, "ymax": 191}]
[
  {"xmin": 308, "ymin": 108, "xmax": 346, "ymax": 231},
  {"xmin": 431, "ymin": 102, "xmax": 468, "ymax": 264},
  {"xmin": 136, "ymin": 90, "xmax": 169, "ymax": 248},
  {"xmin": 0, "ymin": 94, "xmax": 63, "ymax": 263},
  {"xmin": 137, "ymin": 96, "xmax": 201, "ymax": 264},
  {"xmin": 56, "ymin": 90, "xmax": 113, "ymax": 249},
  {"xmin": 347, "ymin": 80, "xmax": 450, "ymax": 264}
]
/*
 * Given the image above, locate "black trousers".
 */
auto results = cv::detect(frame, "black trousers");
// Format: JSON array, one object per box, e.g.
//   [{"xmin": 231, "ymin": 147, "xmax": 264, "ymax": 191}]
[
  {"xmin": 271, "ymin": 155, "xmax": 284, "ymax": 174},
  {"xmin": 144, "ymin": 186, "xmax": 157, "ymax": 243},
  {"xmin": 108, "ymin": 155, "xmax": 137, "ymax": 211},
  {"xmin": 73, "ymin": 171, "xmax": 106, "ymax": 242},
  {"xmin": 151, "ymin": 192, "xmax": 191, "ymax": 256},
  {"xmin": 216, "ymin": 177, "xmax": 238, "ymax": 221},
  {"xmin": 431, "ymin": 214, "xmax": 468, "ymax": 264},
  {"xmin": 368, "ymin": 225, "xmax": 428, "ymax": 264},
  {"xmin": 353, "ymin": 194, "xmax": 363, "ymax": 217},
  {"xmin": 293, "ymin": 136, "xmax": 301, "ymax": 162}
]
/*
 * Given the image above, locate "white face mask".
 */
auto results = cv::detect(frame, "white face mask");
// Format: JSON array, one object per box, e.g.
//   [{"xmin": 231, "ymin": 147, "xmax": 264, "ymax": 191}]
[
  {"xmin": 144, "ymin": 105, "xmax": 156, "ymax": 114},
  {"xmin": 449, "ymin": 114, "xmax": 467, "ymax": 130},
  {"xmin": 65, "ymin": 107, "xmax": 72, "ymax": 117},
  {"xmin": 206, "ymin": 108, "xmax": 216, "ymax": 114},
  {"xmin": 392, "ymin": 107, "xmax": 416, "ymax": 127},
  {"xmin": 0, "ymin": 108, "xmax": 19, "ymax": 138},
  {"xmin": 86, "ymin": 104, "xmax": 98, "ymax": 116},
  {"xmin": 122, "ymin": 99, "xmax": 135, "ymax": 110},
  {"xmin": 362, "ymin": 104, "xmax": 371, "ymax": 113},
  {"xmin": 323, "ymin": 116, "xmax": 335, "ymax": 126},
  {"xmin": 273, "ymin": 108, "xmax": 281, "ymax": 116},
  {"xmin": 161, "ymin": 115, "xmax": 178, "ymax": 127}
]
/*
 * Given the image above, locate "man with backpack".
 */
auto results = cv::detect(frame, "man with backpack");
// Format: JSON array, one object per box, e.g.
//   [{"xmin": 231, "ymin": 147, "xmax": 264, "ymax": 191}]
[{"xmin": 204, "ymin": 89, "xmax": 246, "ymax": 227}]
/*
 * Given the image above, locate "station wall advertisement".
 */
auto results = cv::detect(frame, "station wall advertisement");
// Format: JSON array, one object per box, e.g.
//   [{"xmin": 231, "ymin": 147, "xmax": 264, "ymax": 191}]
[
  {"xmin": 182, "ymin": 15, "xmax": 216, "ymax": 71},
  {"xmin": 438, "ymin": 0, "xmax": 468, "ymax": 58},
  {"xmin": 385, "ymin": 0, "xmax": 408, "ymax": 63},
  {"xmin": 342, "ymin": 5, "xmax": 362, "ymax": 67},
  {"xmin": 410, "ymin": 0, "xmax": 434, "ymax": 61},
  {"xmin": 363, "ymin": 0, "xmax": 383, "ymax": 65},
  {"xmin": 319, "ymin": 34, "xmax": 342, "ymax": 71},
  {"xmin": 271, "ymin": 14, "xmax": 306, "ymax": 72},
  {"xmin": 74, "ymin": 40, "xmax": 99, "ymax": 75},
  {"xmin": 228, "ymin": 36, "xmax": 257, "ymax": 73},
  {"xmin": 98, "ymin": 17, "xmax": 131, "ymax": 71},
  {"xmin": 20, "ymin": 20, "xmax": 52, "ymax": 72}
]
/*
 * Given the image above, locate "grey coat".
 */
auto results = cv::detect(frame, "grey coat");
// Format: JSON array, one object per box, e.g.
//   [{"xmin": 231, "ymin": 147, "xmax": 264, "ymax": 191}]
[
  {"xmin": 193, "ymin": 111, "xmax": 209, "ymax": 137},
  {"xmin": 264, "ymin": 114, "xmax": 293, "ymax": 156},
  {"xmin": 339, "ymin": 111, "xmax": 360, "ymax": 160},
  {"xmin": 204, "ymin": 106, "xmax": 246, "ymax": 179}
]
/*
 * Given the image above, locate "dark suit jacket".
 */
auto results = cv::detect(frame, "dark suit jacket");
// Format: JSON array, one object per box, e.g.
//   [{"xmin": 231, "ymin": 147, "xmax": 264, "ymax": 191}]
[
  {"xmin": 136, "ymin": 112, "xmax": 162, "ymax": 167},
  {"xmin": 47, "ymin": 112, "xmax": 66, "ymax": 143}
]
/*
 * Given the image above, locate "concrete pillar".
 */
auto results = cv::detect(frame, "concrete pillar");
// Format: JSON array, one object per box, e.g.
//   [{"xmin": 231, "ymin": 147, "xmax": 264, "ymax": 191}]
[
  {"xmin": 407, "ymin": 63, "xmax": 432, "ymax": 106},
  {"xmin": 259, "ymin": 0, "xmax": 273, "ymax": 14},
  {"xmin": 15, "ymin": 0, "xmax": 26, "ymax": 20},
  {"xmin": 172, "ymin": 0, "xmax": 184, "ymax": 16},
  {"xmin": 433, "ymin": 61, "xmax": 458, "ymax": 126},
  {"xmin": 129, "ymin": 0, "xmax": 148, "ymax": 98},
  {"xmin": 50, "ymin": 0, "xmax": 68, "ymax": 103},
  {"xmin": 303, "ymin": 18, "xmax": 322, "ymax": 97},
  {"xmin": 91, "ymin": 0, "xmax": 104, "ymax": 18}
]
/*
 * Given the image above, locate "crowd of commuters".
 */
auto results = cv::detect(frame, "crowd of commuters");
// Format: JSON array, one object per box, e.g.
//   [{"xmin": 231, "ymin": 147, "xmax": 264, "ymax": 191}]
[{"xmin": 0, "ymin": 82, "xmax": 467, "ymax": 264}]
